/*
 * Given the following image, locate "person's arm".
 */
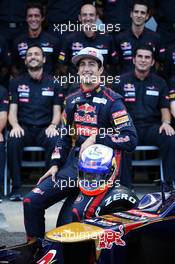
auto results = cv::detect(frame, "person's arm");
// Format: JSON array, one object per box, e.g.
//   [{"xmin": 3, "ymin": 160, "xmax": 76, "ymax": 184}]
[
  {"xmin": 49, "ymin": 101, "xmax": 72, "ymax": 168},
  {"xmin": 8, "ymin": 103, "xmax": 24, "ymax": 138},
  {"xmin": 45, "ymin": 83, "xmax": 65, "ymax": 137},
  {"xmin": 159, "ymin": 108, "xmax": 175, "ymax": 136},
  {"xmin": 0, "ymin": 111, "xmax": 7, "ymax": 133},
  {"xmin": 45, "ymin": 105, "xmax": 61, "ymax": 137},
  {"xmin": 80, "ymin": 96, "xmax": 138, "ymax": 154},
  {"xmin": 170, "ymin": 101, "xmax": 175, "ymax": 118},
  {"xmin": 0, "ymin": 86, "xmax": 9, "ymax": 141},
  {"xmin": 0, "ymin": 111, "xmax": 7, "ymax": 142}
]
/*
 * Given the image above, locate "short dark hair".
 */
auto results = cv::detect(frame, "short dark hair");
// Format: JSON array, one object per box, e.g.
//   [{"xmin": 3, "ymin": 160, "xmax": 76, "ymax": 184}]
[
  {"xmin": 26, "ymin": 44, "xmax": 45, "ymax": 57},
  {"xmin": 133, "ymin": 44, "xmax": 155, "ymax": 59},
  {"xmin": 131, "ymin": 0, "xmax": 150, "ymax": 14},
  {"xmin": 26, "ymin": 1, "xmax": 45, "ymax": 17}
]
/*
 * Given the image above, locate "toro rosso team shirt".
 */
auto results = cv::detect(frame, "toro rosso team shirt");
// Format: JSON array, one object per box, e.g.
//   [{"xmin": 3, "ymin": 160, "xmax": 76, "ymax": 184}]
[
  {"xmin": 114, "ymin": 28, "xmax": 164, "ymax": 74},
  {"xmin": 50, "ymin": 84, "xmax": 138, "ymax": 167},
  {"xmin": 11, "ymin": 31, "xmax": 60, "ymax": 74},
  {"xmin": 115, "ymin": 71, "xmax": 170, "ymax": 126},
  {"xmin": 9, "ymin": 73, "xmax": 64, "ymax": 126}
]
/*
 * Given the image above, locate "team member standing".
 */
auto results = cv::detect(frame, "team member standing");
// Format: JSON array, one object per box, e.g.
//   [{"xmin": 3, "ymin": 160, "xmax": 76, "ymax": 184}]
[
  {"xmin": 115, "ymin": 44, "xmax": 175, "ymax": 189},
  {"xmin": 0, "ymin": 85, "xmax": 8, "ymax": 202},
  {"xmin": 8, "ymin": 45, "xmax": 64, "ymax": 201},
  {"xmin": 23, "ymin": 47, "xmax": 137, "ymax": 240},
  {"xmin": 58, "ymin": 4, "xmax": 118, "ymax": 77},
  {"xmin": 11, "ymin": 2, "xmax": 60, "ymax": 77},
  {"xmin": 114, "ymin": 0, "xmax": 164, "ymax": 74}
]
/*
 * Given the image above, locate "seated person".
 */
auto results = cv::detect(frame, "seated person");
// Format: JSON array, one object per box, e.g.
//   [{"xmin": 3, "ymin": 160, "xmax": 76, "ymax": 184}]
[
  {"xmin": 8, "ymin": 44, "xmax": 63, "ymax": 201},
  {"xmin": 23, "ymin": 47, "xmax": 138, "ymax": 241}
]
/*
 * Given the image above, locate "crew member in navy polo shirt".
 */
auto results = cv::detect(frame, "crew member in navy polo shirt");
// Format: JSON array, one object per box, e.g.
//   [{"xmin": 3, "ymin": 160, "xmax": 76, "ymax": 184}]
[
  {"xmin": 8, "ymin": 45, "xmax": 64, "ymax": 201},
  {"xmin": 168, "ymin": 77, "xmax": 175, "ymax": 134},
  {"xmin": 0, "ymin": 85, "xmax": 8, "ymax": 202},
  {"xmin": 114, "ymin": 0, "xmax": 164, "ymax": 74},
  {"xmin": 11, "ymin": 2, "xmax": 61, "ymax": 77},
  {"xmin": 58, "ymin": 4, "xmax": 118, "ymax": 77},
  {"xmin": 114, "ymin": 44, "xmax": 175, "ymax": 190}
]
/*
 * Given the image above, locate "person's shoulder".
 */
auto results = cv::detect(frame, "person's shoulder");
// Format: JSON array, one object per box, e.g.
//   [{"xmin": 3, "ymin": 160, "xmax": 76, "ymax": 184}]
[
  {"xmin": 42, "ymin": 72, "xmax": 54, "ymax": 80},
  {"xmin": 150, "ymin": 73, "xmax": 167, "ymax": 85},
  {"xmin": 114, "ymin": 29, "xmax": 130, "ymax": 40},
  {"xmin": 144, "ymin": 27, "xmax": 161, "ymax": 39},
  {"xmin": 101, "ymin": 85, "xmax": 123, "ymax": 101},
  {"xmin": 65, "ymin": 88, "xmax": 82, "ymax": 103},
  {"xmin": 13, "ymin": 32, "xmax": 28, "ymax": 43},
  {"xmin": 65, "ymin": 31, "xmax": 81, "ymax": 42},
  {"xmin": 10, "ymin": 72, "xmax": 29, "ymax": 83},
  {"xmin": 120, "ymin": 71, "xmax": 134, "ymax": 82},
  {"xmin": 150, "ymin": 72, "xmax": 165, "ymax": 81},
  {"xmin": 41, "ymin": 31, "xmax": 59, "ymax": 42}
]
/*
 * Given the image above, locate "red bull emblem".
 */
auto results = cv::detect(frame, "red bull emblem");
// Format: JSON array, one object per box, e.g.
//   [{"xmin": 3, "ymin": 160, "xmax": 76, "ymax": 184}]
[
  {"xmin": 97, "ymin": 225, "xmax": 125, "ymax": 249},
  {"xmin": 77, "ymin": 103, "xmax": 96, "ymax": 113},
  {"xmin": 37, "ymin": 249, "xmax": 57, "ymax": 264}
]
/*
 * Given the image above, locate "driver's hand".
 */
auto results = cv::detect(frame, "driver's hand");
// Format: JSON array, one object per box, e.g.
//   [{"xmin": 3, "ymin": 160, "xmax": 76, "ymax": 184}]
[{"xmin": 37, "ymin": 165, "xmax": 59, "ymax": 185}]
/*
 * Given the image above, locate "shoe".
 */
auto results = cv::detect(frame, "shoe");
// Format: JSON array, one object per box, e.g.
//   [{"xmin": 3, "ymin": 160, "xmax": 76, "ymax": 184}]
[{"xmin": 9, "ymin": 189, "xmax": 23, "ymax": 201}]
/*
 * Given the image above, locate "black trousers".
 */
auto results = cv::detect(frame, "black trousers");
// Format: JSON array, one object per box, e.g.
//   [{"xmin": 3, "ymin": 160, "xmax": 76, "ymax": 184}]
[
  {"xmin": 7, "ymin": 125, "xmax": 58, "ymax": 189},
  {"xmin": 120, "ymin": 124, "xmax": 175, "ymax": 187},
  {"xmin": 23, "ymin": 148, "xmax": 80, "ymax": 238}
]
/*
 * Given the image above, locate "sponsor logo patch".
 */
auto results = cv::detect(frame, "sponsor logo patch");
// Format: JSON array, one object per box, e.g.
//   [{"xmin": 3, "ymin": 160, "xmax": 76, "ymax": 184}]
[
  {"xmin": 114, "ymin": 115, "xmax": 129, "ymax": 125},
  {"xmin": 112, "ymin": 110, "xmax": 127, "ymax": 119}
]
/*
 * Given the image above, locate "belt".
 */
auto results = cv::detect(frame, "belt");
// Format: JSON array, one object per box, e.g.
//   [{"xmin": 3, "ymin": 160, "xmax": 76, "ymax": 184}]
[{"xmin": 0, "ymin": 21, "xmax": 26, "ymax": 28}]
